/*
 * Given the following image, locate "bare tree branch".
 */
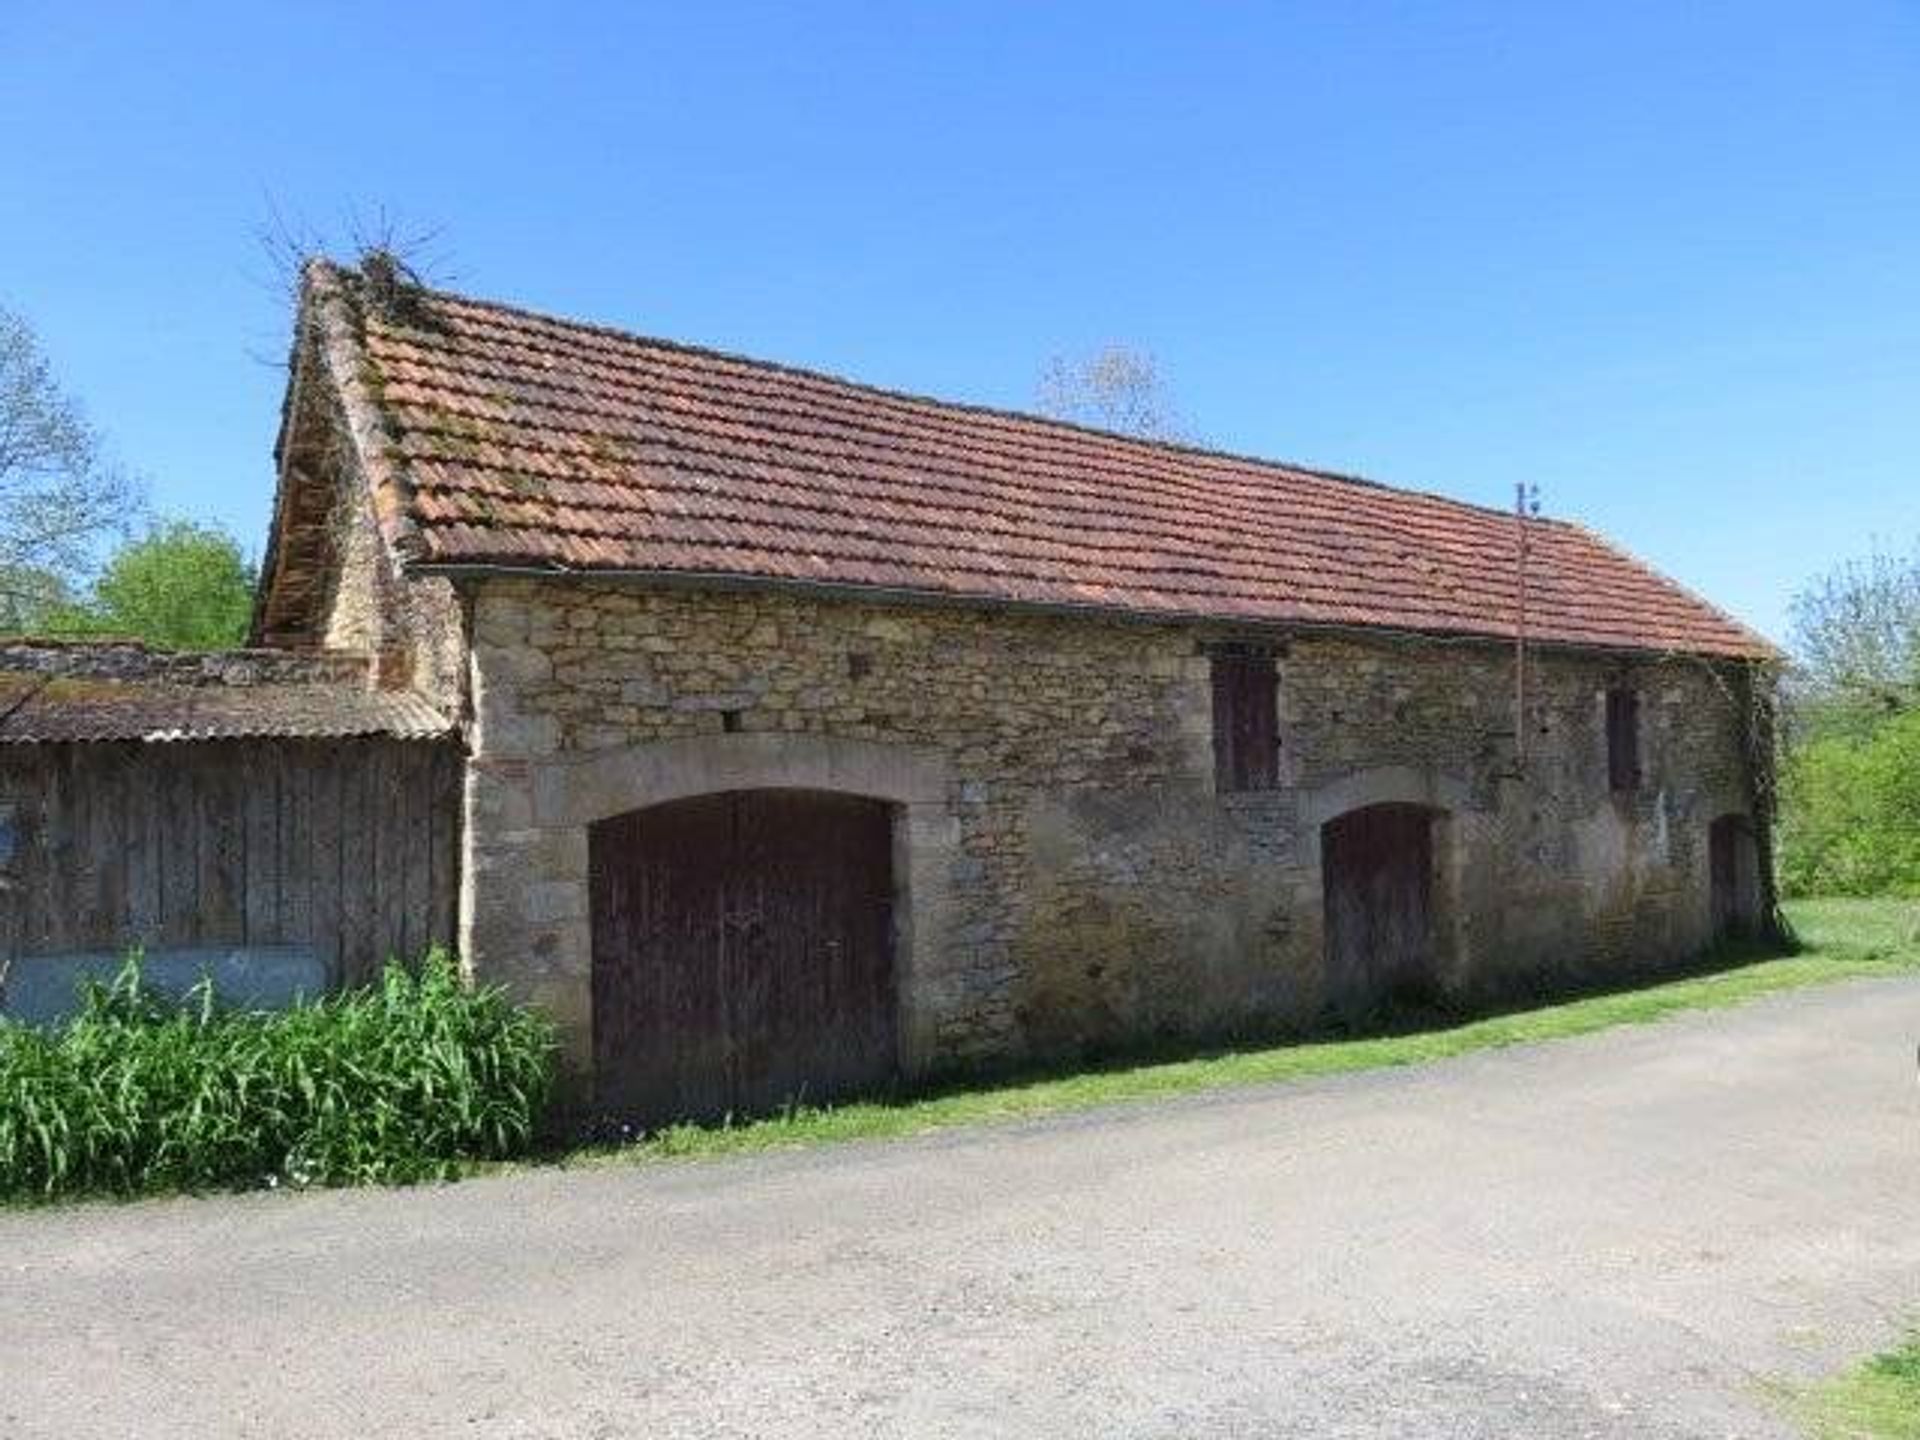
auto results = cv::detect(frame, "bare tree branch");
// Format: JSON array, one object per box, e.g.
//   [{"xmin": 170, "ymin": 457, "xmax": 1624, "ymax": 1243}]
[
  {"xmin": 1786, "ymin": 544, "xmax": 1920, "ymax": 734},
  {"xmin": 0, "ymin": 305, "xmax": 142, "ymax": 605},
  {"xmin": 1035, "ymin": 344, "xmax": 1188, "ymax": 442},
  {"xmin": 247, "ymin": 198, "xmax": 455, "ymax": 368}
]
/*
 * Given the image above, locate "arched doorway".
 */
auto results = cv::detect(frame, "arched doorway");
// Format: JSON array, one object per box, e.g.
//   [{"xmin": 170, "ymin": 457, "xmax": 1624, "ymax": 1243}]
[
  {"xmin": 1321, "ymin": 803, "xmax": 1442, "ymax": 1019},
  {"xmin": 588, "ymin": 788, "xmax": 897, "ymax": 1126},
  {"xmin": 1709, "ymin": 813, "xmax": 1760, "ymax": 940}
]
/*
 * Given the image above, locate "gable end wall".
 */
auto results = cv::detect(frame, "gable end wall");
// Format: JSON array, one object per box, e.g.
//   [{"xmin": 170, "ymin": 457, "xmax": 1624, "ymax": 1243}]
[{"xmin": 316, "ymin": 456, "xmax": 467, "ymax": 712}]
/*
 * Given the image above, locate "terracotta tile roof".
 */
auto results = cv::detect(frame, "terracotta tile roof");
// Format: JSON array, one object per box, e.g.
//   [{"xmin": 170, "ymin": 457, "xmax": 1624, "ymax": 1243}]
[
  {"xmin": 0, "ymin": 642, "xmax": 450, "ymax": 744},
  {"xmin": 306, "ymin": 261, "xmax": 1774, "ymax": 660}
]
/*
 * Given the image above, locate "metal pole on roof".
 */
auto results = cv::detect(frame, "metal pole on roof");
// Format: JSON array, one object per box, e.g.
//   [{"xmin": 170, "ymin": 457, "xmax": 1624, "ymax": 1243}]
[{"xmin": 1513, "ymin": 481, "xmax": 1538, "ymax": 770}]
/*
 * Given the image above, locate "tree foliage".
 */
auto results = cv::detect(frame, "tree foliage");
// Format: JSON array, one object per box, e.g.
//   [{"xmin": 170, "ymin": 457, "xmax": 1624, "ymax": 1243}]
[
  {"xmin": 0, "ymin": 305, "xmax": 141, "ymax": 610},
  {"xmin": 1778, "ymin": 708, "xmax": 1920, "ymax": 897},
  {"xmin": 1777, "ymin": 544, "xmax": 1920, "ymax": 897},
  {"xmin": 1035, "ymin": 344, "xmax": 1187, "ymax": 441},
  {"xmin": 49, "ymin": 520, "xmax": 255, "ymax": 650}
]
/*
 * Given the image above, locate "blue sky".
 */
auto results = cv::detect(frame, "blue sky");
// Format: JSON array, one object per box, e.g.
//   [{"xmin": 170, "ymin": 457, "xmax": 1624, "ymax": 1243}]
[{"xmin": 2, "ymin": 2, "xmax": 1915, "ymax": 641}]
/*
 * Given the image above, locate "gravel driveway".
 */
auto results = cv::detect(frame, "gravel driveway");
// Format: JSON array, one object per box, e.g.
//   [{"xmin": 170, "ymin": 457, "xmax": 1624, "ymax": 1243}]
[{"xmin": 4, "ymin": 976, "xmax": 1916, "ymax": 1438}]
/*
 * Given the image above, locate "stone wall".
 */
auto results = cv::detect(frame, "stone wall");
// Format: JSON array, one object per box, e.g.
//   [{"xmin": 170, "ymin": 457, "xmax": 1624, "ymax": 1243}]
[
  {"xmin": 0, "ymin": 638, "xmax": 375, "ymax": 687},
  {"xmin": 458, "ymin": 576, "xmax": 1766, "ymax": 1080},
  {"xmin": 317, "ymin": 463, "xmax": 466, "ymax": 707}
]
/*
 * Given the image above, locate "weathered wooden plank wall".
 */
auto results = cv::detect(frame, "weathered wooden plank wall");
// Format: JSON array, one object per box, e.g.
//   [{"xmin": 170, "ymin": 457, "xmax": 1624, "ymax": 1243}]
[{"xmin": 0, "ymin": 739, "xmax": 461, "ymax": 985}]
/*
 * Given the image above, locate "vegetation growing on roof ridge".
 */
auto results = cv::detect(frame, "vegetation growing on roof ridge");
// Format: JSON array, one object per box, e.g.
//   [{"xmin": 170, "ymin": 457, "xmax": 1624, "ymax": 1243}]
[{"xmin": 344, "ymin": 244, "xmax": 444, "ymax": 332}]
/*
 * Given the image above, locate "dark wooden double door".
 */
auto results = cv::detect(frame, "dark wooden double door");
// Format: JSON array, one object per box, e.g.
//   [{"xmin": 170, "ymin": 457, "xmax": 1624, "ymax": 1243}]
[
  {"xmin": 1321, "ymin": 803, "xmax": 1437, "ymax": 1019},
  {"xmin": 589, "ymin": 789, "xmax": 897, "ymax": 1127}
]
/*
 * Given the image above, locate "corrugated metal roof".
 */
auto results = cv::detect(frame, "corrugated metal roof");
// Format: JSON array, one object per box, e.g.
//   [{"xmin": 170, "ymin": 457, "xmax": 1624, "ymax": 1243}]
[
  {"xmin": 0, "ymin": 674, "xmax": 450, "ymax": 744},
  {"xmin": 304, "ymin": 261, "xmax": 1776, "ymax": 661}
]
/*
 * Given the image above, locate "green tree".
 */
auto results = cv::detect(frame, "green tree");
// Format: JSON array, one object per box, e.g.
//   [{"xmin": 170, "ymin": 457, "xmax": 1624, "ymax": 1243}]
[
  {"xmin": 1778, "ymin": 708, "xmax": 1920, "ymax": 897},
  {"xmin": 1777, "ymin": 543, "xmax": 1920, "ymax": 897},
  {"xmin": 55, "ymin": 520, "xmax": 255, "ymax": 650}
]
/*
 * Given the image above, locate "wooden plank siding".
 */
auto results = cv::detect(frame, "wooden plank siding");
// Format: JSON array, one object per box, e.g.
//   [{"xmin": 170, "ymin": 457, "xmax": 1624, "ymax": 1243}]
[{"xmin": 0, "ymin": 739, "xmax": 460, "ymax": 985}]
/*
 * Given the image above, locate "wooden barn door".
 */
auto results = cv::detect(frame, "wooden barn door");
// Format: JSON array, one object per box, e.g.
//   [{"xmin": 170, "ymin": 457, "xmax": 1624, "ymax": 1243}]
[
  {"xmin": 1710, "ymin": 814, "xmax": 1759, "ymax": 940},
  {"xmin": 589, "ymin": 790, "xmax": 896, "ymax": 1127},
  {"xmin": 1321, "ymin": 803, "xmax": 1436, "ymax": 1019}
]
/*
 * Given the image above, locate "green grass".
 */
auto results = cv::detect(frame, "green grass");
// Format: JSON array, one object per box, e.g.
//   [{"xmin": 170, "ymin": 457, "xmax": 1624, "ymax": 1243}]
[
  {"xmin": 10, "ymin": 900, "xmax": 1913, "ymax": 1200},
  {"xmin": 561, "ymin": 896, "xmax": 1920, "ymax": 1171},
  {"xmin": 1788, "ymin": 897, "xmax": 1920, "ymax": 955},
  {"xmin": 0, "ymin": 952, "xmax": 557, "ymax": 1202},
  {"xmin": 1799, "ymin": 1332, "xmax": 1920, "ymax": 1439}
]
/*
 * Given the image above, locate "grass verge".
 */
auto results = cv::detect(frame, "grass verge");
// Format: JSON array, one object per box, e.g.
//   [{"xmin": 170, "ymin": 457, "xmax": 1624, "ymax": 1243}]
[
  {"xmin": 0, "ymin": 953, "xmax": 556, "ymax": 1202},
  {"xmin": 1798, "ymin": 1332, "xmax": 1920, "ymax": 1440},
  {"xmin": 563, "ymin": 896, "xmax": 1920, "ymax": 1171}
]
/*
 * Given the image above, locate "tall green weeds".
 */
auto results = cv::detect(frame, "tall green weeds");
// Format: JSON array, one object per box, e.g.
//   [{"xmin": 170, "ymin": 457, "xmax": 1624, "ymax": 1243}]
[{"xmin": 0, "ymin": 951, "xmax": 556, "ymax": 1201}]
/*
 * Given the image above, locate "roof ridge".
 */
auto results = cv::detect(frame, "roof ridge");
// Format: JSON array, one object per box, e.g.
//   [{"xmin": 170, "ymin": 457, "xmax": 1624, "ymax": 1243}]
[{"xmin": 384, "ymin": 268, "xmax": 1579, "ymax": 534}]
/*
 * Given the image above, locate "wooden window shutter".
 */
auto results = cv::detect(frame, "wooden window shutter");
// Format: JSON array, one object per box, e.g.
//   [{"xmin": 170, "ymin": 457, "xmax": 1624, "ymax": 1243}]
[
  {"xmin": 1212, "ymin": 649, "xmax": 1279, "ymax": 792},
  {"xmin": 1606, "ymin": 688, "xmax": 1640, "ymax": 792}
]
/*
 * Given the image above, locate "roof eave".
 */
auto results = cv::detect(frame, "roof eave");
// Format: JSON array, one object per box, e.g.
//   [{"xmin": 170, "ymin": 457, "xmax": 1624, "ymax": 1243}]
[
  {"xmin": 405, "ymin": 558, "xmax": 1779, "ymax": 665},
  {"xmin": 1554, "ymin": 521, "xmax": 1782, "ymax": 663},
  {"xmin": 250, "ymin": 309, "xmax": 318, "ymax": 645}
]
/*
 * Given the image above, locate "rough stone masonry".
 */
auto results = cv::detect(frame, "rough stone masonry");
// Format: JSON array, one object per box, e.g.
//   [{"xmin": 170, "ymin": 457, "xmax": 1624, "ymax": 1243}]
[{"xmin": 453, "ymin": 576, "xmax": 1764, "ymax": 1078}]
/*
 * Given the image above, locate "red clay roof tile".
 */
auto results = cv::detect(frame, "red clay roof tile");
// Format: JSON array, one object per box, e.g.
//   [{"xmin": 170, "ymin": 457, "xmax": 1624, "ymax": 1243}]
[{"xmin": 310, "ymin": 263, "xmax": 1773, "ymax": 660}]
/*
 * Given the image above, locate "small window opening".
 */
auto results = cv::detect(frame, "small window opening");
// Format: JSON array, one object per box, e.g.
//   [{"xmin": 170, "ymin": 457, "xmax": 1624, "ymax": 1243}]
[
  {"xmin": 721, "ymin": 709, "xmax": 744, "ymax": 734},
  {"xmin": 1606, "ymin": 688, "xmax": 1640, "ymax": 792},
  {"xmin": 847, "ymin": 652, "xmax": 872, "ymax": 680},
  {"xmin": 1211, "ymin": 646, "xmax": 1279, "ymax": 792}
]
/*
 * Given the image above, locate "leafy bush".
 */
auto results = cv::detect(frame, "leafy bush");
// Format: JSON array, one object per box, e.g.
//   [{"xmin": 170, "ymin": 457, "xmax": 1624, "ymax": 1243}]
[
  {"xmin": 0, "ymin": 951, "xmax": 556, "ymax": 1201},
  {"xmin": 1779, "ymin": 707, "xmax": 1920, "ymax": 898},
  {"xmin": 42, "ymin": 518, "xmax": 255, "ymax": 650}
]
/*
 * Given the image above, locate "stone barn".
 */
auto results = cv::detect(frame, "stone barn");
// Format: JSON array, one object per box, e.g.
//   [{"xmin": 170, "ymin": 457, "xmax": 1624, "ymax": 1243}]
[{"xmin": 8, "ymin": 257, "xmax": 1781, "ymax": 1125}]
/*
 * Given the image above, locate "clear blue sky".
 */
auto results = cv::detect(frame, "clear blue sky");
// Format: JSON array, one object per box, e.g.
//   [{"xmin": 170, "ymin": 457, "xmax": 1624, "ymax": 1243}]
[{"xmin": 3, "ymin": 2, "xmax": 1915, "ymax": 641}]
